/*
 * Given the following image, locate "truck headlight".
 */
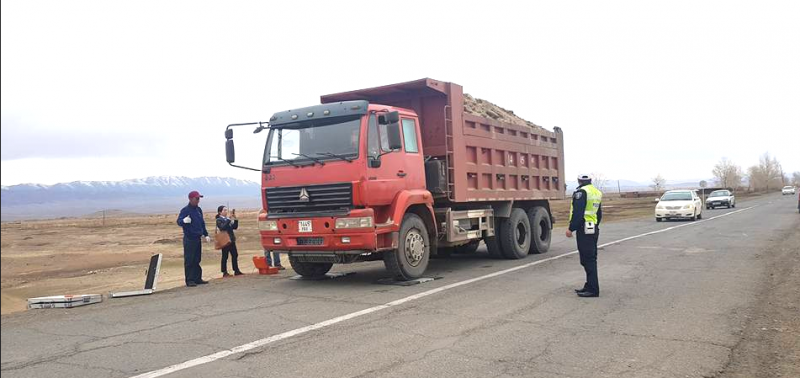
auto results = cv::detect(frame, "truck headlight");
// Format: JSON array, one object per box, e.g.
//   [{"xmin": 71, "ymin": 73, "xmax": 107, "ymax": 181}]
[
  {"xmin": 259, "ymin": 220, "xmax": 278, "ymax": 231},
  {"xmin": 335, "ymin": 217, "xmax": 373, "ymax": 229}
]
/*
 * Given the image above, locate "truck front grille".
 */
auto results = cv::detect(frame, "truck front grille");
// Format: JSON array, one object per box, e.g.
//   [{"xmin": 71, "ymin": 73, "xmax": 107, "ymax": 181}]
[
  {"xmin": 266, "ymin": 182, "xmax": 352, "ymax": 216},
  {"xmin": 296, "ymin": 237, "xmax": 324, "ymax": 246}
]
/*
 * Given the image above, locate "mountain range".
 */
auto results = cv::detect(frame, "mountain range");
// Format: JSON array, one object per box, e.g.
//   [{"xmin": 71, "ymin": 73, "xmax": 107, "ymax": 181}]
[{"xmin": 1, "ymin": 176, "xmax": 261, "ymax": 221}]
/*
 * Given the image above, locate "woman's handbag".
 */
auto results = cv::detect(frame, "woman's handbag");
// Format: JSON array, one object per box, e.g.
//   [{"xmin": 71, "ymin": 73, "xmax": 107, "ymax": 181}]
[{"xmin": 214, "ymin": 227, "xmax": 231, "ymax": 250}]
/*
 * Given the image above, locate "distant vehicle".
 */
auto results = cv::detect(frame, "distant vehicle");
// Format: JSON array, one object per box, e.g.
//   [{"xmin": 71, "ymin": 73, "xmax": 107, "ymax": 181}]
[
  {"xmin": 706, "ymin": 190, "xmax": 735, "ymax": 209},
  {"xmin": 655, "ymin": 190, "xmax": 704, "ymax": 222},
  {"xmin": 782, "ymin": 186, "xmax": 796, "ymax": 195}
]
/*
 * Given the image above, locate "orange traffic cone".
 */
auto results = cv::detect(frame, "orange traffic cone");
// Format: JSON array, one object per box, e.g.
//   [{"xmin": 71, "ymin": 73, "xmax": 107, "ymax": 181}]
[{"xmin": 253, "ymin": 256, "xmax": 280, "ymax": 275}]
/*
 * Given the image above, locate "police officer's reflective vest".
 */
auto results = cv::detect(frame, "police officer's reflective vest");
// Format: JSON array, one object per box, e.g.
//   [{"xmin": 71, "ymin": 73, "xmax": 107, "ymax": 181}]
[{"xmin": 569, "ymin": 184, "xmax": 603, "ymax": 223}]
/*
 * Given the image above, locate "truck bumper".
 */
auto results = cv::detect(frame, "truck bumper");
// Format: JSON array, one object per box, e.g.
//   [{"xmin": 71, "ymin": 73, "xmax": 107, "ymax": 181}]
[{"xmin": 259, "ymin": 210, "xmax": 399, "ymax": 263}]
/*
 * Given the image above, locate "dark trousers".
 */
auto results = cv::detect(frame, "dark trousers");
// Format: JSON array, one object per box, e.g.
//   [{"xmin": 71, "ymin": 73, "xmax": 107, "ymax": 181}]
[
  {"xmin": 221, "ymin": 242, "xmax": 240, "ymax": 273},
  {"xmin": 183, "ymin": 236, "xmax": 203, "ymax": 284},
  {"xmin": 577, "ymin": 229, "xmax": 600, "ymax": 294}
]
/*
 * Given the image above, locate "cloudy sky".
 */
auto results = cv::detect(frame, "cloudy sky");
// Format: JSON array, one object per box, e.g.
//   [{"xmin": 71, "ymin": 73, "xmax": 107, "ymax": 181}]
[{"xmin": 2, "ymin": 0, "xmax": 799, "ymax": 186}]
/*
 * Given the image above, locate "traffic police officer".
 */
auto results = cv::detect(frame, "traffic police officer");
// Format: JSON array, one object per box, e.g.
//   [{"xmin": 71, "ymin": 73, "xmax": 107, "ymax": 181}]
[{"xmin": 566, "ymin": 174, "xmax": 603, "ymax": 297}]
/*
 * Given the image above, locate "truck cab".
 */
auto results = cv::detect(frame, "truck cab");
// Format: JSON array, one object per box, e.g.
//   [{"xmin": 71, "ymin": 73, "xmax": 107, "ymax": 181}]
[{"xmin": 243, "ymin": 101, "xmax": 436, "ymax": 280}]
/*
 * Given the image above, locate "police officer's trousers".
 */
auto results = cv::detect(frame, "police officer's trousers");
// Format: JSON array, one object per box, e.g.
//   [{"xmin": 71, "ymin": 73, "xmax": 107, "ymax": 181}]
[
  {"xmin": 183, "ymin": 236, "xmax": 203, "ymax": 284},
  {"xmin": 577, "ymin": 229, "xmax": 600, "ymax": 294}
]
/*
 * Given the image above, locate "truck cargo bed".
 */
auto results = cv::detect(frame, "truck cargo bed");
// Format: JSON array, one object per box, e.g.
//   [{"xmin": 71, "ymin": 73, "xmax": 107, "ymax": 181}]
[{"xmin": 321, "ymin": 78, "xmax": 565, "ymax": 203}]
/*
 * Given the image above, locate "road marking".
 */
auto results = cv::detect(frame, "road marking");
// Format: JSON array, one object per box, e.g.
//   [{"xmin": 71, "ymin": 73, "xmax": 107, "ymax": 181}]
[{"xmin": 130, "ymin": 205, "xmax": 759, "ymax": 378}]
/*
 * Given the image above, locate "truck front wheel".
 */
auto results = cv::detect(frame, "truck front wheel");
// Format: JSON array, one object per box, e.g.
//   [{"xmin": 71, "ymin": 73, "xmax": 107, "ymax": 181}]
[
  {"xmin": 528, "ymin": 206, "xmax": 552, "ymax": 254},
  {"xmin": 384, "ymin": 213, "xmax": 430, "ymax": 280},
  {"xmin": 289, "ymin": 257, "xmax": 333, "ymax": 278}
]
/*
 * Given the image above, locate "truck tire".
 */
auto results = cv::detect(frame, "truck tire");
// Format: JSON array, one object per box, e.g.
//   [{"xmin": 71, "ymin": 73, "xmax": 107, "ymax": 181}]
[
  {"xmin": 485, "ymin": 218, "xmax": 505, "ymax": 259},
  {"xmin": 499, "ymin": 208, "xmax": 531, "ymax": 260},
  {"xmin": 528, "ymin": 206, "xmax": 552, "ymax": 254},
  {"xmin": 288, "ymin": 257, "xmax": 333, "ymax": 278},
  {"xmin": 384, "ymin": 213, "xmax": 430, "ymax": 280},
  {"xmin": 454, "ymin": 240, "xmax": 480, "ymax": 254}
]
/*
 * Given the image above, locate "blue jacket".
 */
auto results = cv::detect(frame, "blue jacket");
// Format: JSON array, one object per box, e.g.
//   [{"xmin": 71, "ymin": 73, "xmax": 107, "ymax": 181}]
[{"xmin": 177, "ymin": 204, "xmax": 209, "ymax": 238}]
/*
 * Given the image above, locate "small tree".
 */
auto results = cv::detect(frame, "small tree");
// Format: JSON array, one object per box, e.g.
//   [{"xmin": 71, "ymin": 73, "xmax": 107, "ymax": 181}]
[
  {"xmin": 747, "ymin": 153, "xmax": 785, "ymax": 191},
  {"xmin": 792, "ymin": 172, "xmax": 800, "ymax": 187},
  {"xmin": 651, "ymin": 174, "xmax": 666, "ymax": 191},
  {"xmin": 590, "ymin": 172, "xmax": 609, "ymax": 191},
  {"xmin": 712, "ymin": 157, "xmax": 743, "ymax": 189}
]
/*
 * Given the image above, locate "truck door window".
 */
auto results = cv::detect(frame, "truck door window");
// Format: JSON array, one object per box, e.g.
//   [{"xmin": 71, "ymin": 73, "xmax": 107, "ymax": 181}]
[
  {"xmin": 401, "ymin": 119, "xmax": 418, "ymax": 153},
  {"xmin": 368, "ymin": 115, "xmax": 380, "ymax": 157}
]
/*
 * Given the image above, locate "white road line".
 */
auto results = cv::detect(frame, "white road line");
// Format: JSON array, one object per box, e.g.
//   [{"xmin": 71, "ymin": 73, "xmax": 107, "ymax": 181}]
[{"xmin": 130, "ymin": 205, "xmax": 759, "ymax": 378}]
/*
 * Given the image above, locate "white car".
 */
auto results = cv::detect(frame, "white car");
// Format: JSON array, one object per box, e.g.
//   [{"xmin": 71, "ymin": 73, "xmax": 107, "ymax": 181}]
[
  {"xmin": 782, "ymin": 186, "xmax": 796, "ymax": 195},
  {"xmin": 655, "ymin": 190, "xmax": 704, "ymax": 222},
  {"xmin": 706, "ymin": 190, "xmax": 735, "ymax": 209}
]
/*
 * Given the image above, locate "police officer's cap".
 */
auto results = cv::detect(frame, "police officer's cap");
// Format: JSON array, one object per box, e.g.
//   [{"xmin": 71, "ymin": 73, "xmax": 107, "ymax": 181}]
[{"xmin": 577, "ymin": 174, "xmax": 591, "ymax": 181}]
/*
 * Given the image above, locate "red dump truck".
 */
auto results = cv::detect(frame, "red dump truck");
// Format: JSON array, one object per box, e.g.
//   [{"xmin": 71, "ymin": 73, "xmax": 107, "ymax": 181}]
[{"xmin": 225, "ymin": 78, "xmax": 565, "ymax": 280}]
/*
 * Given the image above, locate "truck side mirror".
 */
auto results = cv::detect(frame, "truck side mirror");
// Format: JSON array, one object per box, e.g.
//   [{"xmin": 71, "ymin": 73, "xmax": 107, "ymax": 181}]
[
  {"xmin": 386, "ymin": 123, "xmax": 402, "ymax": 150},
  {"xmin": 378, "ymin": 111, "xmax": 400, "ymax": 125},
  {"xmin": 369, "ymin": 158, "xmax": 382, "ymax": 168},
  {"xmin": 226, "ymin": 140, "xmax": 235, "ymax": 163},
  {"xmin": 225, "ymin": 128, "xmax": 233, "ymax": 140}
]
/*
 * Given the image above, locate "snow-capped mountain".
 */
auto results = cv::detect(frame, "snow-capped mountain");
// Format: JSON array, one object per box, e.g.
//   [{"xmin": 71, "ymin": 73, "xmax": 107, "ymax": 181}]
[{"xmin": 1, "ymin": 176, "xmax": 262, "ymax": 220}]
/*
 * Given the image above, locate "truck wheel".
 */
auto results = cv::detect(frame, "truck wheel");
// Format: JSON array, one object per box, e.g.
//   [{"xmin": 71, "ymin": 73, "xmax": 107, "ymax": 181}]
[
  {"xmin": 528, "ymin": 207, "xmax": 552, "ymax": 254},
  {"xmin": 454, "ymin": 240, "xmax": 480, "ymax": 254},
  {"xmin": 500, "ymin": 208, "xmax": 531, "ymax": 259},
  {"xmin": 289, "ymin": 257, "xmax": 333, "ymax": 278},
  {"xmin": 384, "ymin": 213, "xmax": 430, "ymax": 280}
]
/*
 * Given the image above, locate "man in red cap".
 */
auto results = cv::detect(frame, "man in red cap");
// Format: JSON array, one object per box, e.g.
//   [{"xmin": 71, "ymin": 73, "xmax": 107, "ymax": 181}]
[{"xmin": 177, "ymin": 191, "xmax": 211, "ymax": 287}]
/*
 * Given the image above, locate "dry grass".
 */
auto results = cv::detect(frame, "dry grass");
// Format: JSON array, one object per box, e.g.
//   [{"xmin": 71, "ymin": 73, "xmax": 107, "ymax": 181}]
[{"xmin": 1, "ymin": 210, "xmax": 267, "ymax": 315}]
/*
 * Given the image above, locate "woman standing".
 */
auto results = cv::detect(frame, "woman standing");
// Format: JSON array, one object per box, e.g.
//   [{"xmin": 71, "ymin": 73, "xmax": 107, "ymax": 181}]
[{"xmin": 216, "ymin": 206, "xmax": 243, "ymax": 277}]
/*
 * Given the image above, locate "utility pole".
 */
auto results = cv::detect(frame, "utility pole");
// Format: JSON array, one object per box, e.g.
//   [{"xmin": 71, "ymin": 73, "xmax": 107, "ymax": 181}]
[
  {"xmin": 617, "ymin": 180, "xmax": 621, "ymax": 194},
  {"xmin": 102, "ymin": 209, "xmax": 106, "ymax": 227}
]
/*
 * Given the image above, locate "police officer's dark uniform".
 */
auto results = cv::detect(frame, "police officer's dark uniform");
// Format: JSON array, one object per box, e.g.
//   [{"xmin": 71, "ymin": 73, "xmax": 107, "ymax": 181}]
[
  {"xmin": 568, "ymin": 175, "xmax": 603, "ymax": 297},
  {"xmin": 177, "ymin": 191, "xmax": 210, "ymax": 287}
]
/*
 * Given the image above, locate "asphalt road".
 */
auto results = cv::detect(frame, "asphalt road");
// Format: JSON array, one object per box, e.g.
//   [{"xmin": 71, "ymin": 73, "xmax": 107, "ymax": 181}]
[{"xmin": 2, "ymin": 193, "xmax": 798, "ymax": 378}]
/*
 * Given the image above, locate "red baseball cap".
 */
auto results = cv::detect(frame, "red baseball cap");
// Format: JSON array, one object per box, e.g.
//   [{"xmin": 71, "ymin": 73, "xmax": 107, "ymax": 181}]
[{"xmin": 188, "ymin": 191, "xmax": 204, "ymax": 199}]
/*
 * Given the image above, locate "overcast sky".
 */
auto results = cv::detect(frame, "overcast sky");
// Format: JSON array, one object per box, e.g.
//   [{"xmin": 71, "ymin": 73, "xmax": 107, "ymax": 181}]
[{"xmin": 2, "ymin": 0, "xmax": 799, "ymax": 186}]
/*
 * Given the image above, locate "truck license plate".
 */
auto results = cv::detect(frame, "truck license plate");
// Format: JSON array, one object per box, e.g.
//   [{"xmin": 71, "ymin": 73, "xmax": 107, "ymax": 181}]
[{"xmin": 298, "ymin": 220, "xmax": 312, "ymax": 233}]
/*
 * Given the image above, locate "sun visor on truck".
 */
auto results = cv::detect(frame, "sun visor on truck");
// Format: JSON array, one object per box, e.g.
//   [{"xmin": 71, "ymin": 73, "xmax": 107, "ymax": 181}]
[{"xmin": 269, "ymin": 100, "xmax": 369, "ymax": 127}]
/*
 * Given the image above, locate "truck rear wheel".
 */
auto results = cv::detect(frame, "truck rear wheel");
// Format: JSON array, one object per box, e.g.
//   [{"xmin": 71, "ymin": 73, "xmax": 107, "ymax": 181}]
[
  {"xmin": 500, "ymin": 208, "xmax": 531, "ymax": 260},
  {"xmin": 528, "ymin": 207, "xmax": 552, "ymax": 254},
  {"xmin": 384, "ymin": 213, "xmax": 430, "ymax": 280},
  {"xmin": 288, "ymin": 257, "xmax": 333, "ymax": 278}
]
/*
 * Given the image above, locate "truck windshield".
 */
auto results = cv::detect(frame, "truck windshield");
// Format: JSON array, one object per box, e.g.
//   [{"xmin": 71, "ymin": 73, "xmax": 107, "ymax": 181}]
[{"xmin": 264, "ymin": 117, "xmax": 361, "ymax": 166}]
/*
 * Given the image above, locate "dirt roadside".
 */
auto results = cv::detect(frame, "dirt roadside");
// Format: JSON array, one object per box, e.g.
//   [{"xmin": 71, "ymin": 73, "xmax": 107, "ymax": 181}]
[{"xmin": 718, "ymin": 218, "xmax": 800, "ymax": 378}]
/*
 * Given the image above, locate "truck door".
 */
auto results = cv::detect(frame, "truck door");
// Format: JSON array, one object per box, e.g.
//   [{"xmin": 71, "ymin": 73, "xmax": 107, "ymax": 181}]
[{"xmin": 365, "ymin": 114, "xmax": 407, "ymax": 206}]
